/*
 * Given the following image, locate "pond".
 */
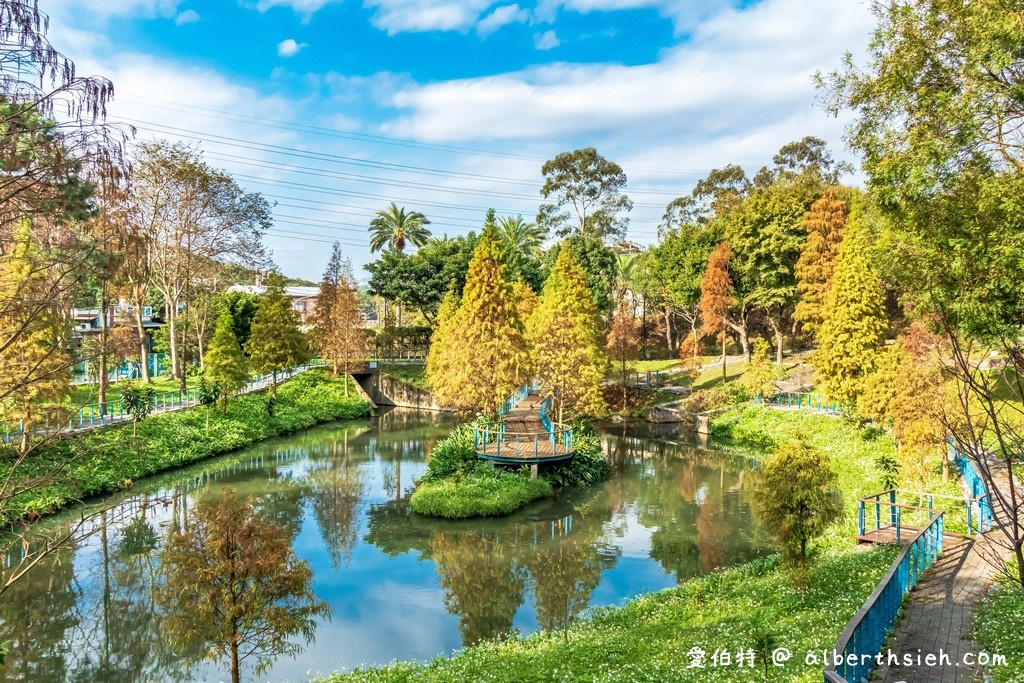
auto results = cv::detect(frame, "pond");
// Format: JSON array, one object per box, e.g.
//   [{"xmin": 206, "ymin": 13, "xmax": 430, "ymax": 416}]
[{"xmin": 0, "ymin": 410, "xmax": 771, "ymax": 682}]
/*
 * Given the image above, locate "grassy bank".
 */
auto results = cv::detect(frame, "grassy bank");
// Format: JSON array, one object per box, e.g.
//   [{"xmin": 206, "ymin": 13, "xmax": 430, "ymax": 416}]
[
  {"xmin": 378, "ymin": 363, "xmax": 427, "ymax": 389},
  {"xmin": 1, "ymin": 370, "xmax": 370, "ymax": 523},
  {"xmin": 324, "ymin": 547, "xmax": 899, "ymax": 683},
  {"xmin": 973, "ymin": 568, "xmax": 1024, "ymax": 683},
  {"xmin": 409, "ymin": 422, "xmax": 609, "ymax": 519}
]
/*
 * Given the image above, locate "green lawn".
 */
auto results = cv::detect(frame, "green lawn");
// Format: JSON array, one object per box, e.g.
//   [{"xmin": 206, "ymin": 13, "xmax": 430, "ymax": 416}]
[
  {"xmin": 378, "ymin": 363, "xmax": 427, "ymax": 389},
  {"xmin": 632, "ymin": 359, "xmax": 680, "ymax": 373}
]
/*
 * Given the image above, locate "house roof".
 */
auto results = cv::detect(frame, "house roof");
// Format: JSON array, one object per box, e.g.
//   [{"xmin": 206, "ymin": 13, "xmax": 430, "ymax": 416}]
[{"xmin": 227, "ymin": 285, "xmax": 319, "ymax": 298}]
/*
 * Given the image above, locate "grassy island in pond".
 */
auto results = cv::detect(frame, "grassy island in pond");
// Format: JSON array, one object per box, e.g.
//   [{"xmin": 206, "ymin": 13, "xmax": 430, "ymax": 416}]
[
  {"xmin": 0, "ymin": 370, "xmax": 370, "ymax": 523},
  {"xmin": 409, "ymin": 422, "xmax": 609, "ymax": 519}
]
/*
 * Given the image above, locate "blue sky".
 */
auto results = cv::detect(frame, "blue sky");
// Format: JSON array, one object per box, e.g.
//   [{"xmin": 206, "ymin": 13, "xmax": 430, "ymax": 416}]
[{"xmin": 46, "ymin": 0, "xmax": 875, "ymax": 281}]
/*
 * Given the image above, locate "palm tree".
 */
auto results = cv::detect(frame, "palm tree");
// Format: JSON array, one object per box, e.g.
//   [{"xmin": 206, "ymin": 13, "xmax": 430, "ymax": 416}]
[
  {"xmin": 368, "ymin": 203, "xmax": 432, "ymax": 253},
  {"xmin": 496, "ymin": 215, "xmax": 546, "ymax": 257}
]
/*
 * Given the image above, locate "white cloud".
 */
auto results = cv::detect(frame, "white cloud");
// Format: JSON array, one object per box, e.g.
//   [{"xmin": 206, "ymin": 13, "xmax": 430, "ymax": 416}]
[
  {"xmin": 277, "ymin": 38, "xmax": 308, "ymax": 57},
  {"xmin": 533, "ymin": 30, "xmax": 560, "ymax": 50},
  {"xmin": 477, "ymin": 4, "xmax": 530, "ymax": 37},
  {"xmin": 43, "ymin": 0, "xmax": 183, "ymax": 20},
  {"xmin": 174, "ymin": 9, "xmax": 200, "ymax": 24},
  {"xmin": 364, "ymin": 0, "xmax": 493, "ymax": 34},
  {"xmin": 382, "ymin": 0, "xmax": 871, "ymax": 146},
  {"xmin": 252, "ymin": 0, "xmax": 340, "ymax": 11}
]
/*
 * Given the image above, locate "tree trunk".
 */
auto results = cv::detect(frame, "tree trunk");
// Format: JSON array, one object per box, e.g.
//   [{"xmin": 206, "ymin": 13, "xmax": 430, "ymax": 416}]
[
  {"xmin": 721, "ymin": 335, "xmax": 727, "ymax": 384},
  {"xmin": 663, "ymin": 307, "xmax": 675, "ymax": 356},
  {"xmin": 343, "ymin": 360, "xmax": 349, "ymax": 397},
  {"xmin": 167, "ymin": 301, "xmax": 179, "ymax": 379},
  {"xmin": 133, "ymin": 307, "xmax": 150, "ymax": 383},
  {"xmin": 98, "ymin": 300, "xmax": 109, "ymax": 416},
  {"xmin": 766, "ymin": 315, "xmax": 785, "ymax": 365},
  {"xmin": 230, "ymin": 640, "xmax": 240, "ymax": 683}
]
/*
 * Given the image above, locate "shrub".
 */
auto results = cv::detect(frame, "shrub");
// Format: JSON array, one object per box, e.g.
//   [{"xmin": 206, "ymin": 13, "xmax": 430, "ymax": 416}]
[
  {"xmin": 421, "ymin": 422, "xmax": 479, "ymax": 483},
  {"xmin": 542, "ymin": 433, "xmax": 609, "ymax": 488},
  {"xmin": 683, "ymin": 387, "xmax": 730, "ymax": 413},
  {"xmin": 751, "ymin": 435, "xmax": 845, "ymax": 582}
]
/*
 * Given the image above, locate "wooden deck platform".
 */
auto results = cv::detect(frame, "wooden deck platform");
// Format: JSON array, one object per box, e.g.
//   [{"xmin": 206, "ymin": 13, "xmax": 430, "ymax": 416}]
[
  {"xmin": 475, "ymin": 436, "xmax": 574, "ymax": 463},
  {"xmin": 857, "ymin": 524, "xmax": 923, "ymax": 546},
  {"xmin": 857, "ymin": 524, "xmax": 969, "ymax": 548},
  {"xmin": 474, "ymin": 391, "xmax": 575, "ymax": 464}
]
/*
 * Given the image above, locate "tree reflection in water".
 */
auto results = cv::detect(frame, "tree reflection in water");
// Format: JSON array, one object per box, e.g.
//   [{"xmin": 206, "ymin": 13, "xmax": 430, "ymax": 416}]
[{"xmin": 0, "ymin": 413, "xmax": 770, "ymax": 680}]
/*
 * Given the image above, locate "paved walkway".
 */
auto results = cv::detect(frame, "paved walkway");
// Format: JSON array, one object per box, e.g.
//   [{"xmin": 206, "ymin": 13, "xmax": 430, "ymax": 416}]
[{"xmin": 874, "ymin": 534, "xmax": 997, "ymax": 682}]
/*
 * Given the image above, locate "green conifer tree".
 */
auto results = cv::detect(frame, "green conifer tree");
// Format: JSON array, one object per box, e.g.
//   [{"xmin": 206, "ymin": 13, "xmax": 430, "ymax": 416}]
[
  {"xmin": 0, "ymin": 221, "xmax": 70, "ymax": 453},
  {"xmin": 528, "ymin": 242, "xmax": 607, "ymax": 422},
  {"xmin": 204, "ymin": 308, "xmax": 249, "ymax": 411},
  {"xmin": 246, "ymin": 273, "xmax": 307, "ymax": 398},
  {"xmin": 814, "ymin": 194, "xmax": 888, "ymax": 407},
  {"xmin": 428, "ymin": 227, "xmax": 531, "ymax": 415}
]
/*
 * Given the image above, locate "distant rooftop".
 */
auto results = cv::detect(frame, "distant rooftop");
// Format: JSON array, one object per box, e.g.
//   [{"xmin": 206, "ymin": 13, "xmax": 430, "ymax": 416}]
[{"xmin": 228, "ymin": 285, "xmax": 319, "ymax": 298}]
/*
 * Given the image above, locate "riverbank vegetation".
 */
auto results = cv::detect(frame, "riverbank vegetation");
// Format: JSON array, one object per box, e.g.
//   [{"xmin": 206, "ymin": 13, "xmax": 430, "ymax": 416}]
[
  {"xmin": 324, "ymin": 547, "xmax": 898, "ymax": 683},
  {"xmin": 0, "ymin": 371, "xmax": 369, "ymax": 524}
]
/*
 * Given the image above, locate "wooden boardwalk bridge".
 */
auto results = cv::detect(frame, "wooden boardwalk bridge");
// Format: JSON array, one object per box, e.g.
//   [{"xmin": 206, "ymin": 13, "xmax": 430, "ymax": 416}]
[{"xmin": 473, "ymin": 386, "xmax": 575, "ymax": 469}]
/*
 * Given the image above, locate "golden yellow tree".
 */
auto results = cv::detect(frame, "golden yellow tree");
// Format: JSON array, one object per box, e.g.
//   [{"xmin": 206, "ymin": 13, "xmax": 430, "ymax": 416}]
[
  {"xmin": 0, "ymin": 221, "xmax": 70, "ymax": 452},
  {"xmin": 529, "ymin": 242, "xmax": 607, "ymax": 422},
  {"xmin": 794, "ymin": 188, "xmax": 849, "ymax": 337},
  {"xmin": 427, "ymin": 227, "xmax": 530, "ymax": 415},
  {"xmin": 814, "ymin": 194, "xmax": 888, "ymax": 407}
]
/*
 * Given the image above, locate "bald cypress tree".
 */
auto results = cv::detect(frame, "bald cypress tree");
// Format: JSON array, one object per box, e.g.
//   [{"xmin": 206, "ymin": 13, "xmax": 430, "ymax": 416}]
[
  {"xmin": 528, "ymin": 242, "xmax": 606, "ymax": 422},
  {"xmin": 246, "ymin": 273, "xmax": 307, "ymax": 398},
  {"xmin": 0, "ymin": 221, "xmax": 70, "ymax": 453},
  {"xmin": 204, "ymin": 308, "xmax": 248, "ymax": 411},
  {"xmin": 794, "ymin": 189, "xmax": 849, "ymax": 336},
  {"xmin": 428, "ymin": 227, "xmax": 530, "ymax": 415},
  {"xmin": 699, "ymin": 242, "xmax": 735, "ymax": 383},
  {"xmin": 814, "ymin": 194, "xmax": 887, "ymax": 408},
  {"xmin": 425, "ymin": 289, "xmax": 461, "ymax": 396}
]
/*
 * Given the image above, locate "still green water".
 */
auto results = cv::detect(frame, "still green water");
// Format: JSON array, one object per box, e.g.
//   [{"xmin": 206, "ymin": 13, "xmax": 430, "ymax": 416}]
[{"xmin": 0, "ymin": 410, "xmax": 770, "ymax": 682}]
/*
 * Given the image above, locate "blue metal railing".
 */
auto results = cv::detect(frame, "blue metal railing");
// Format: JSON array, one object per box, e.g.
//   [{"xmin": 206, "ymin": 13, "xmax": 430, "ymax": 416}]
[
  {"xmin": 539, "ymin": 395, "xmax": 553, "ymax": 433},
  {"xmin": 755, "ymin": 391, "xmax": 844, "ymax": 415},
  {"xmin": 948, "ymin": 438, "xmax": 993, "ymax": 534},
  {"xmin": 2, "ymin": 358, "xmax": 327, "ymax": 442},
  {"xmin": 823, "ymin": 512, "xmax": 945, "ymax": 683},
  {"xmin": 472, "ymin": 422, "xmax": 575, "ymax": 462},
  {"xmin": 498, "ymin": 385, "xmax": 530, "ymax": 419}
]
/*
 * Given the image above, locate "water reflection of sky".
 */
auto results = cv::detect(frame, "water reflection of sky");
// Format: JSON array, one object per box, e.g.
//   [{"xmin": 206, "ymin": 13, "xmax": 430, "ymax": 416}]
[{"xmin": 0, "ymin": 411, "xmax": 770, "ymax": 682}]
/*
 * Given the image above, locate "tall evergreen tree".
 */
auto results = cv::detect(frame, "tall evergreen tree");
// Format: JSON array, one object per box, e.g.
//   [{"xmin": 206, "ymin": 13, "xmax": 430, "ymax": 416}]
[
  {"xmin": 204, "ymin": 308, "xmax": 248, "ymax": 411},
  {"xmin": 246, "ymin": 273, "xmax": 306, "ymax": 398},
  {"xmin": 529, "ymin": 242, "xmax": 606, "ymax": 422},
  {"xmin": 794, "ymin": 189, "xmax": 850, "ymax": 336},
  {"xmin": 814, "ymin": 194, "xmax": 888, "ymax": 407},
  {"xmin": 425, "ymin": 289, "xmax": 461, "ymax": 393},
  {"xmin": 0, "ymin": 221, "xmax": 70, "ymax": 453},
  {"xmin": 311, "ymin": 243, "xmax": 367, "ymax": 391},
  {"xmin": 427, "ymin": 227, "xmax": 530, "ymax": 415}
]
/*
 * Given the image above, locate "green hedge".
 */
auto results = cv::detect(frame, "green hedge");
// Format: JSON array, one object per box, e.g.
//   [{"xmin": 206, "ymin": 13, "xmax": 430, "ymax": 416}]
[{"xmin": 0, "ymin": 371, "xmax": 370, "ymax": 524}]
